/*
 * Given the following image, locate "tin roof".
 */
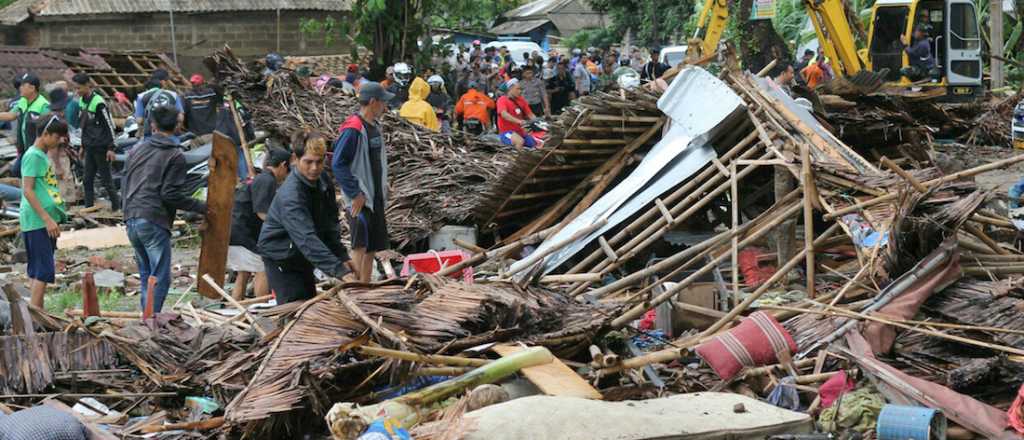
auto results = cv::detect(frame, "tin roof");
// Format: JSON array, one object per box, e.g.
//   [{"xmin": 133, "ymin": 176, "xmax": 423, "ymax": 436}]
[
  {"xmin": 0, "ymin": 46, "xmax": 69, "ymax": 95},
  {"xmin": 489, "ymin": 18, "xmax": 550, "ymax": 35},
  {"xmin": 0, "ymin": 0, "xmax": 36, "ymax": 26}
]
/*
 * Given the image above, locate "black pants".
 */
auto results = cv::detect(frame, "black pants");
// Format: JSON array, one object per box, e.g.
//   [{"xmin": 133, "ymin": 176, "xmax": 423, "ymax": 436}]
[
  {"xmin": 83, "ymin": 147, "xmax": 119, "ymax": 209},
  {"xmin": 263, "ymin": 257, "xmax": 317, "ymax": 304}
]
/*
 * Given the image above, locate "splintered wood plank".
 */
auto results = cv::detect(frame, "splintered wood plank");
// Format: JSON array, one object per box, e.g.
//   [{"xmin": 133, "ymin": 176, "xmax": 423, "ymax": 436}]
[
  {"xmin": 493, "ymin": 344, "xmax": 602, "ymax": 400},
  {"xmin": 196, "ymin": 132, "xmax": 239, "ymax": 299},
  {"xmin": 56, "ymin": 226, "xmax": 130, "ymax": 250}
]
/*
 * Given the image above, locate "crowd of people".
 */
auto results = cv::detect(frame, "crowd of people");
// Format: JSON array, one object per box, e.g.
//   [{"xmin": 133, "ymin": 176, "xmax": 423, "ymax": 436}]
[{"xmin": 0, "ymin": 41, "xmax": 679, "ymax": 314}]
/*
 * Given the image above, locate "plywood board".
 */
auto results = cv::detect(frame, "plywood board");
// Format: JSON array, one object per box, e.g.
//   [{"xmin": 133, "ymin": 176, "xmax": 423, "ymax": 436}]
[
  {"xmin": 57, "ymin": 226, "xmax": 130, "ymax": 250},
  {"xmin": 196, "ymin": 132, "xmax": 238, "ymax": 299},
  {"xmin": 493, "ymin": 344, "xmax": 602, "ymax": 400}
]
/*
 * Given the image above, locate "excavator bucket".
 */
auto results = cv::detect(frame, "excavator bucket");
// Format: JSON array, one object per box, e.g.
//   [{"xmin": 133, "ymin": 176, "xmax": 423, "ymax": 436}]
[{"xmin": 821, "ymin": 68, "xmax": 890, "ymax": 97}]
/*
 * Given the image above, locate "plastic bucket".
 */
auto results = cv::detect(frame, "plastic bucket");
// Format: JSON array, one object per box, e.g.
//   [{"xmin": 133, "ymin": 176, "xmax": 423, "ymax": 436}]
[{"xmin": 876, "ymin": 404, "xmax": 946, "ymax": 440}]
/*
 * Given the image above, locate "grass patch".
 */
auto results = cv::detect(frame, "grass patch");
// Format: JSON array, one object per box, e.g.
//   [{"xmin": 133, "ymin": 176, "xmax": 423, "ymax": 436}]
[{"xmin": 45, "ymin": 285, "xmax": 129, "ymax": 314}]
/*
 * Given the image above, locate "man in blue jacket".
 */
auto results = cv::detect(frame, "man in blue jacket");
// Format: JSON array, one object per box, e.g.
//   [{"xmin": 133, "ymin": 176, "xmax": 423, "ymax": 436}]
[
  {"xmin": 900, "ymin": 26, "xmax": 938, "ymax": 81},
  {"xmin": 332, "ymin": 82, "xmax": 393, "ymax": 283}
]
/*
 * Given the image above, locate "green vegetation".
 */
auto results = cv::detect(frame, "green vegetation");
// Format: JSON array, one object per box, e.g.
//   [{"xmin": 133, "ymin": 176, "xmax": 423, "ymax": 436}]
[{"xmin": 45, "ymin": 285, "xmax": 126, "ymax": 315}]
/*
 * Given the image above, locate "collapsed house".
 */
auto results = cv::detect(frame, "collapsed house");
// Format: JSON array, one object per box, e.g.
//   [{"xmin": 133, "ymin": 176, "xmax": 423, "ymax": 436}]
[{"xmin": 4, "ymin": 46, "xmax": 1024, "ymax": 440}]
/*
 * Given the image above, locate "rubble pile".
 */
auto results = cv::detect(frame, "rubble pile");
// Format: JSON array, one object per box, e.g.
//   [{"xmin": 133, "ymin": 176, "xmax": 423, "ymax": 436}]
[
  {"xmin": 206, "ymin": 47, "xmax": 516, "ymax": 249},
  {"xmin": 9, "ymin": 48, "xmax": 1024, "ymax": 440}
]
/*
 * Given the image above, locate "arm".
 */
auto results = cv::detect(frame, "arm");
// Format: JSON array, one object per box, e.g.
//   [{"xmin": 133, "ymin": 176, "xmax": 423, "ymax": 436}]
[
  {"xmin": 278, "ymin": 188, "xmax": 349, "ymax": 277},
  {"xmin": 500, "ymin": 110, "xmax": 526, "ymax": 126},
  {"xmin": 160, "ymin": 154, "xmax": 207, "ymax": 214},
  {"xmin": 0, "ymin": 110, "xmax": 16, "ymax": 122},
  {"xmin": 454, "ymin": 95, "xmax": 465, "ymax": 118},
  {"xmin": 543, "ymin": 89, "xmax": 551, "ymax": 116},
  {"xmin": 330, "ymin": 129, "xmax": 363, "ymax": 199}
]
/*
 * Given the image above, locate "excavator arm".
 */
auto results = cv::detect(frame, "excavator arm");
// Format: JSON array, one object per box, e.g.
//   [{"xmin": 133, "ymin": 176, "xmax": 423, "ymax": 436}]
[{"xmin": 694, "ymin": 0, "xmax": 730, "ymax": 57}]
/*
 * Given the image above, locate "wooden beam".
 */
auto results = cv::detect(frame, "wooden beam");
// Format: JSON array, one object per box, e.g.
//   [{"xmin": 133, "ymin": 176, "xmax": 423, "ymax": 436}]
[
  {"xmin": 196, "ymin": 132, "xmax": 239, "ymax": 300},
  {"xmin": 560, "ymin": 138, "xmax": 631, "ymax": 146},
  {"xmin": 587, "ymin": 114, "xmax": 661, "ymax": 124},
  {"xmin": 2, "ymin": 284, "xmax": 33, "ymax": 336}
]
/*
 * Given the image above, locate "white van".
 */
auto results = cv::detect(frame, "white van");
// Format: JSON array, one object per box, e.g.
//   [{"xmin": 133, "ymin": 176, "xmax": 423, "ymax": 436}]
[
  {"xmin": 659, "ymin": 45, "xmax": 689, "ymax": 68},
  {"xmin": 484, "ymin": 40, "xmax": 548, "ymax": 66}
]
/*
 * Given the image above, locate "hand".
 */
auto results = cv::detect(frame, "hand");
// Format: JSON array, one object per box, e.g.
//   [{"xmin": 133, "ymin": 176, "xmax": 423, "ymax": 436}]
[
  {"xmin": 106, "ymin": 150, "xmax": 115, "ymax": 162},
  {"xmin": 900, "ymin": 35, "xmax": 909, "ymax": 46},
  {"xmin": 45, "ymin": 218, "xmax": 60, "ymax": 239},
  {"xmin": 351, "ymin": 193, "xmax": 366, "ymax": 217}
]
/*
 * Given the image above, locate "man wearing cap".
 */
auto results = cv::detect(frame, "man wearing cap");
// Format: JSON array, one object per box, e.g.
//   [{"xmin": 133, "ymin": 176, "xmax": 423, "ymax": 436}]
[
  {"xmin": 73, "ymin": 73, "xmax": 121, "ymax": 210},
  {"xmin": 182, "ymin": 73, "xmax": 220, "ymax": 141},
  {"xmin": 497, "ymin": 79, "xmax": 538, "ymax": 149},
  {"xmin": 0, "ymin": 73, "xmax": 50, "ymax": 178},
  {"xmin": 134, "ymin": 69, "xmax": 184, "ymax": 138},
  {"xmin": 228, "ymin": 147, "xmax": 292, "ymax": 300},
  {"xmin": 332, "ymin": 82, "xmax": 393, "ymax": 283}
]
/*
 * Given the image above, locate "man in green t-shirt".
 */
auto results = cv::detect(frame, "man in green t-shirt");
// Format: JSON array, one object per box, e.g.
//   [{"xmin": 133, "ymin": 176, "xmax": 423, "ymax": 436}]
[
  {"xmin": 20, "ymin": 114, "xmax": 68, "ymax": 308},
  {"xmin": 0, "ymin": 73, "xmax": 50, "ymax": 178}
]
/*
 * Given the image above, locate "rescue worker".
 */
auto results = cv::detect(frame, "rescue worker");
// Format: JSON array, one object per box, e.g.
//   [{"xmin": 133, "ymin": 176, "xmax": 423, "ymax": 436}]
[
  {"xmin": 455, "ymin": 81, "xmax": 496, "ymax": 135},
  {"xmin": 901, "ymin": 26, "xmax": 938, "ymax": 81},
  {"xmin": 73, "ymin": 73, "xmax": 121, "ymax": 210},
  {"xmin": 399, "ymin": 77, "xmax": 440, "ymax": 132}
]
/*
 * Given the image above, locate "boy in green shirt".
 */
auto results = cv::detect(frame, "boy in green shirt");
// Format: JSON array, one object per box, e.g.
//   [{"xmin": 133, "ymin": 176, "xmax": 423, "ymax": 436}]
[{"xmin": 20, "ymin": 114, "xmax": 68, "ymax": 308}]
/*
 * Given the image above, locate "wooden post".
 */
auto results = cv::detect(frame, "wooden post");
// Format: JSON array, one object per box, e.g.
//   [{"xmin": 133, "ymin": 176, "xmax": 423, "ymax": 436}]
[
  {"xmin": 2, "ymin": 284, "xmax": 33, "ymax": 336},
  {"xmin": 143, "ymin": 276, "xmax": 156, "ymax": 319},
  {"xmin": 197, "ymin": 132, "xmax": 239, "ymax": 299},
  {"xmin": 801, "ymin": 145, "xmax": 815, "ymax": 297},
  {"xmin": 225, "ymin": 95, "xmax": 257, "ymax": 179},
  {"xmin": 82, "ymin": 272, "xmax": 99, "ymax": 318},
  {"xmin": 991, "ymin": 0, "xmax": 1005, "ymax": 89},
  {"xmin": 730, "ymin": 162, "xmax": 740, "ymax": 304}
]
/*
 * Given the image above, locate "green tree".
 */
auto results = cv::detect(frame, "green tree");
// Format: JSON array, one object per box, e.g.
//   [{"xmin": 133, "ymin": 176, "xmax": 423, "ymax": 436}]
[
  {"xmin": 588, "ymin": 0, "xmax": 698, "ymax": 47},
  {"xmin": 301, "ymin": 0, "xmax": 523, "ymax": 79}
]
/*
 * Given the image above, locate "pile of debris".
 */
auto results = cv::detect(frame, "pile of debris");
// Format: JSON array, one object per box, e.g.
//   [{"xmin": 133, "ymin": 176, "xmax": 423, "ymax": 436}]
[{"xmin": 207, "ymin": 47, "xmax": 516, "ymax": 249}]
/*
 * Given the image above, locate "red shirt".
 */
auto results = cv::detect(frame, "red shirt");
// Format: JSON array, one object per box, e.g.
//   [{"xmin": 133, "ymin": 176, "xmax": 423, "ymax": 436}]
[{"xmin": 497, "ymin": 95, "xmax": 532, "ymax": 136}]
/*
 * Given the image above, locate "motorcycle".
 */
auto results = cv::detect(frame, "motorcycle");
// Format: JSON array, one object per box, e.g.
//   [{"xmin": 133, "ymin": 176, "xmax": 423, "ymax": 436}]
[{"xmin": 522, "ymin": 118, "xmax": 549, "ymax": 148}]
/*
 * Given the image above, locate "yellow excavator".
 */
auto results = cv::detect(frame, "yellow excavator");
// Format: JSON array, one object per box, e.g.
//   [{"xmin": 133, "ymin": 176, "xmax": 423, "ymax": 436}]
[{"xmin": 691, "ymin": 0, "xmax": 983, "ymax": 101}]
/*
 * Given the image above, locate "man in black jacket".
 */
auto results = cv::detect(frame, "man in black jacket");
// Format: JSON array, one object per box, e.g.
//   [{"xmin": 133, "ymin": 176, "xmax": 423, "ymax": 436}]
[
  {"xmin": 73, "ymin": 73, "xmax": 120, "ymax": 210},
  {"xmin": 258, "ymin": 130, "xmax": 351, "ymax": 304},
  {"xmin": 182, "ymin": 74, "xmax": 220, "ymax": 141},
  {"xmin": 122, "ymin": 104, "xmax": 207, "ymax": 313}
]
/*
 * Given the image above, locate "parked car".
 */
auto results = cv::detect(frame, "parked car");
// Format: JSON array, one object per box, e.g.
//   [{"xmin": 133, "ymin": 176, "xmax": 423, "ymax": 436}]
[
  {"xmin": 484, "ymin": 40, "xmax": 547, "ymax": 66},
  {"xmin": 659, "ymin": 45, "xmax": 688, "ymax": 68}
]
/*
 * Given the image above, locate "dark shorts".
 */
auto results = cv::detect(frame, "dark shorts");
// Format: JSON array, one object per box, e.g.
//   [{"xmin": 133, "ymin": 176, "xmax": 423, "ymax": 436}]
[
  {"xmin": 23, "ymin": 228, "xmax": 56, "ymax": 283},
  {"xmin": 263, "ymin": 257, "xmax": 317, "ymax": 304},
  {"xmin": 349, "ymin": 207, "xmax": 389, "ymax": 252}
]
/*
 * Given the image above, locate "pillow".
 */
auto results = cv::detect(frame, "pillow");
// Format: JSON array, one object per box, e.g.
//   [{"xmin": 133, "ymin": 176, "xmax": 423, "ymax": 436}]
[
  {"xmin": 0, "ymin": 406, "xmax": 88, "ymax": 440},
  {"xmin": 696, "ymin": 311, "xmax": 798, "ymax": 380}
]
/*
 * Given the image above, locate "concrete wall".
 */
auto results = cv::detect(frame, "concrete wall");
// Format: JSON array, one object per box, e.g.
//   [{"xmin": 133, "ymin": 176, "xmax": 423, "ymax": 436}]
[{"xmin": 30, "ymin": 10, "xmax": 349, "ymax": 73}]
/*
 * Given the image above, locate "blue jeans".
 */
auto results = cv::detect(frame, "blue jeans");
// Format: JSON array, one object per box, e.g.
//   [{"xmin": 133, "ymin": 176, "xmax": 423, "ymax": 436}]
[
  {"xmin": 237, "ymin": 146, "xmax": 248, "ymax": 180},
  {"xmin": 127, "ymin": 218, "xmax": 172, "ymax": 313},
  {"xmin": 0, "ymin": 183, "xmax": 20, "ymax": 202}
]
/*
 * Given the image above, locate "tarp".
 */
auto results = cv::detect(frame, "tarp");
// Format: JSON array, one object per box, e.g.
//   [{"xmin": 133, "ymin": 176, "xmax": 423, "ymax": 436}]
[{"xmin": 512, "ymin": 67, "xmax": 746, "ymax": 275}]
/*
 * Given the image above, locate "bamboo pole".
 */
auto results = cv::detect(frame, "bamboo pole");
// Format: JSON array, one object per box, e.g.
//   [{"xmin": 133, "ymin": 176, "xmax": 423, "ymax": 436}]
[
  {"xmin": 435, "ymin": 227, "xmax": 554, "ymax": 277},
  {"xmin": 802, "ymin": 145, "xmax": 815, "ymax": 297},
  {"xmin": 731, "ymin": 161, "xmax": 740, "ymax": 305},
  {"xmin": 601, "ymin": 223, "xmax": 841, "ymax": 374},
  {"xmin": 609, "ymin": 201, "xmax": 806, "ymax": 328},
  {"xmin": 357, "ymin": 345, "xmax": 489, "ymax": 367},
  {"xmin": 825, "ymin": 153, "xmax": 1024, "ymax": 220},
  {"xmin": 505, "ymin": 219, "xmax": 607, "ymax": 279},
  {"xmin": 202, "ymin": 274, "xmax": 266, "ymax": 337}
]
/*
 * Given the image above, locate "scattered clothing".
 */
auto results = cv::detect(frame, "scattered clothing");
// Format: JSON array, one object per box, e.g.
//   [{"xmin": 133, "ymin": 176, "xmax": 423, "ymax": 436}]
[
  {"xmin": 818, "ymin": 387, "xmax": 885, "ymax": 435},
  {"xmin": 399, "ymin": 77, "xmax": 440, "ymax": 131}
]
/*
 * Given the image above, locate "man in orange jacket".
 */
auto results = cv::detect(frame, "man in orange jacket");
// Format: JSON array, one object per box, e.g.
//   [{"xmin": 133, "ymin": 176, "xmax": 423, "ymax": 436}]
[{"xmin": 454, "ymin": 81, "xmax": 495, "ymax": 135}]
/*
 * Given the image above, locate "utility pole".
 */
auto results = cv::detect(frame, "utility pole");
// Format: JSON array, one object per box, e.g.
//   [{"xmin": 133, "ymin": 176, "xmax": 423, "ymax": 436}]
[{"xmin": 991, "ymin": 0, "xmax": 1005, "ymax": 88}]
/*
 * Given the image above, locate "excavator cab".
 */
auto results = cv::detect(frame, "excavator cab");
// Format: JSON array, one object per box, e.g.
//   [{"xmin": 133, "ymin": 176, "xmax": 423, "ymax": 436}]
[{"xmin": 866, "ymin": 0, "xmax": 982, "ymax": 100}]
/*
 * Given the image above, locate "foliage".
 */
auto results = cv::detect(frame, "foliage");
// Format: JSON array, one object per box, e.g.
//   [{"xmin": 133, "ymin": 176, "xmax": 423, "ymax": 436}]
[
  {"xmin": 588, "ymin": 0, "xmax": 698, "ymax": 47},
  {"xmin": 0, "ymin": 0, "xmax": 13, "ymax": 9},
  {"xmin": 562, "ymin": 28, "xmax": 621, "ymax": 51},
  {"xmin": 301, "ymin": 0, "xmax": 524, "ymax": 78}
]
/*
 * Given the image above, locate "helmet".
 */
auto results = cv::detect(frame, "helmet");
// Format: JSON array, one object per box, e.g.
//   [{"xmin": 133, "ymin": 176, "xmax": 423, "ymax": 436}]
[
  {"xmin": 427, "ymin": 75, "xmax": 445, "ymax": 87},
  {"xmin": 392, "ymin": 63, "xmax": 412, "ymax": 87},
  {"xmin": 265, "ymin": 53, "xmax": 284, "ymax": 71},
  {"xmin": 572, "ymin": 48, "xmax": 582, "ymax": 56},
  {"xmin": 794, "ymin": 97, "xmax": 814, "ymax": 113},
  {"xmin": 617, "ymin": 71, "xmax": 640, "ymax": 90},
  {"xmin": 472, "ymin": 39, "xmax": 481, "ymax": 46}
]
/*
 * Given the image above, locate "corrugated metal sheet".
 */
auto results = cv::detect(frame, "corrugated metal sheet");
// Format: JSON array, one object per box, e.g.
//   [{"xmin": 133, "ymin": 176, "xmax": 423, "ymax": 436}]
[
  {"xmin": 489, "ymin": 18, "xmax": 550, "ymax": 35},
  {"xmin": 548, "ymin": 13, "xmax": 604, "ymax": 36},
  {"xmin": 29, "ymin": 0, "xmax": 349, "ymax": 18},
  {"xmin": 0, "ymin": 0, "xmax": 36, "ymax": 26},
  {"xmin": 503, "ymin": 0, "xmax": 573, "ymax": 18}
]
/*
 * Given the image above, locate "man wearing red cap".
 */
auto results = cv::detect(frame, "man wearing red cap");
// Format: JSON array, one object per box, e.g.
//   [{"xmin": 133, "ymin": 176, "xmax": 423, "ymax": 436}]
[{"xmin": 182, "ymin": 73, "xmax": 220, "ymax": 141}]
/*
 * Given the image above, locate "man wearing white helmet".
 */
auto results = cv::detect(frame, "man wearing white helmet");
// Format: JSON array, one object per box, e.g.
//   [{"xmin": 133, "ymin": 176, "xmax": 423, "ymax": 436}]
[
  {"xmin": 426, "ymin": 75, "xmax": 453, "ymax": 133},
  {"xmin": 385, "ymin": 62, "xmax": 413, "ymax": 109}
]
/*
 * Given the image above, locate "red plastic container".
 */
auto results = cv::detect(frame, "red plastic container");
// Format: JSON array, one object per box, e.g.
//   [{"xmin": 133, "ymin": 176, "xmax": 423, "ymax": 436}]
[{"xmin": 401, "ymin": 250, "xmax": 474, "ymax": 283}]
